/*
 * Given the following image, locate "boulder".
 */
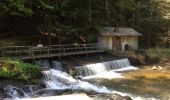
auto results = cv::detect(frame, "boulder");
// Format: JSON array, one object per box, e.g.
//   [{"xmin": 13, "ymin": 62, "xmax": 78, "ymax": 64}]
[
  {"xmin": 29, "ymin": 94, "xmax": 93, "ymax": 100},
  {"xmin": 152, "ymin": 66, "xmax": 163, "ymax": 70},
  {"xmin": 89, "ymin": 93, "xmax": 133, "ymax": 100}
]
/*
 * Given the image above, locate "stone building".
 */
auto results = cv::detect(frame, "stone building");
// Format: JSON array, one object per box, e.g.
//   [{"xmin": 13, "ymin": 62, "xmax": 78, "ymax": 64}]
[{"xmin": 98, "ymin": 27, "xmax": 142, "ymax": 51}]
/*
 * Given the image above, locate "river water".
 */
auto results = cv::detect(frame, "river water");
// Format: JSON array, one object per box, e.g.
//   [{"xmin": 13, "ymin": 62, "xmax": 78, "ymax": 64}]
[{"xmin": 3, "ymin": 59, "xmax": 170, "ymax": 100}]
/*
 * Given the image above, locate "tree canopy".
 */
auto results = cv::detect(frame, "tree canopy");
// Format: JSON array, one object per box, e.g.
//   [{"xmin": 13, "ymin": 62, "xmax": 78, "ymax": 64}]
[{"xmin": 0, "ymin": 0, "xmax": 170, "ymax": 47}]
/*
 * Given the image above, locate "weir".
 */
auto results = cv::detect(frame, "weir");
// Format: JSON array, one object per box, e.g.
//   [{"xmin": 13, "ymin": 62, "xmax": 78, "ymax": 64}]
[{"xmin": 75, "ymin": 58, "xmax": 137, "ymax": 76}]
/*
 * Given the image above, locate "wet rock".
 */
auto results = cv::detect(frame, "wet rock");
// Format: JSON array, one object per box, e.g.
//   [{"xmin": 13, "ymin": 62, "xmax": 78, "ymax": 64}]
[
  {"xmin": 32, "ymin": 89, "xmax": 73, "ymax": 97},
  {"xmin": 22, "ymin": 85, "xmax": 43, "ymax": 94},
  {"xmin": 30, "ymin": 94, "xmax": 93, "ymax": 100},
  {"xmin": 124, "ymin": 96, "xmax": 133, "ymax": 100},
  {"xmin": 89, "ymin": 93, "xmax": 133, "ymax": 100},
  {"xmin": 75, "ymin": 76, "xmax": 83, "ymax": 81},
  {"xmin": 152, "ymin": 66, "xmax": 163, "ymax": 70},
  {"xmin": 4, "ymin": 85, "xmax": 28, "ymax": 98},
  {"xmin": 0, "ymin": 87, "xmax": 9, "ymax": 100},
  {"xmin": 152, "ymin": 66, "xmax": 157, "ymax": 70},
  {"xmin": 32, "ymin": 89, "xmax": 58, "ymax": 97},
  {"xmin": 111, "ymin": 93, "xmax": 132, "ymax": 100},
  {"xmin": 158, "ymin": 66, "xmax": 163, "ymax": 70}
]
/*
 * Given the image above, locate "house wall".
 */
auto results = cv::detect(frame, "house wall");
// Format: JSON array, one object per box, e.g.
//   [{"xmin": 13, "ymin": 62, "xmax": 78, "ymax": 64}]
[
  {"xmin": 99, "ymin": 35, "xmax": 139, "ymax": 51},
  {"xmin": 98, "ymin": 36, "xmax": 112, "ymax": 50},
  {"xmin": 121, "ymin": 36, "xmax": 138, "ymax": 51},
  {"xmin": 112, "ymin": 37, "xmax": 122, "ymax": 50}
]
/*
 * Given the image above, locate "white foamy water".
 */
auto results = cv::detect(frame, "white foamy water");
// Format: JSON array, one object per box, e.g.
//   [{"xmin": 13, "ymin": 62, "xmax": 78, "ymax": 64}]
[
  {"xmin": 82, "ymin": 66, "xmax": 139, "ymax": 79},
  {"xmin": 42, "ymin": 69, "xmax": 111, "ymax": 93},
  {"xmin": 112, "ymin": 66, "xmax": 139, "ymax": 72},
  {"xmin": 75, "ymin": 58, "xmax": 135, "ymax": 76},
  {"xmin": 82, "ymin": 71, "xmax": 123, "ymax": 79},
  {"xmin": 75, "ymin": 58, "xmax": 138, "ymax": 80}
]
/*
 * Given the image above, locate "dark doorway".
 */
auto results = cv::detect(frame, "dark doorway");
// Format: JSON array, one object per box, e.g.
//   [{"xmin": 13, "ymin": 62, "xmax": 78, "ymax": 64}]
[{"xmin": 125, "ymin": 44, "xmax": 129, "ymax": 51}]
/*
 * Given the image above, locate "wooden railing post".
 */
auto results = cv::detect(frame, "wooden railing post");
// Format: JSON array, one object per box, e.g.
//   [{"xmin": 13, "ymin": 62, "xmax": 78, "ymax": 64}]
[
  {"xmin": 47, "ymin": 47, "xmax": 50, "ymax": 55},
  {"xmin": 0, "ymin": 46, "xmax": 3, "ymax": 57},
  {"xmin": 63, "ymin": 46, "xmax": 65, "ymax": 55},
  {"xmin": 28, "ymin": 47, "xmax": 32, "ymax": 57},
  {"xmin": 31, "ymin": 47, "xmax": 34, "ymax": 60}
]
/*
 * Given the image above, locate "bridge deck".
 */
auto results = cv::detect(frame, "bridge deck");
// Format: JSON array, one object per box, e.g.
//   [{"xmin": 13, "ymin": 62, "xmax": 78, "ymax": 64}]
[{"xmin": 0, "ymin": 43, "xmax": 104, "ymax": 59}]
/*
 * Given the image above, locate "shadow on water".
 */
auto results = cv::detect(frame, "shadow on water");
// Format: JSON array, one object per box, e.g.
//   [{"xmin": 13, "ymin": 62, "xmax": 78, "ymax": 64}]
[{"xmin": 88, "ymin": 74, "xmax": 170, "ymax": 100}]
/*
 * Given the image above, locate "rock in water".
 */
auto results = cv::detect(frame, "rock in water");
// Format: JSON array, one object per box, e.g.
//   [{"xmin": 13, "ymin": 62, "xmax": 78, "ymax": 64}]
[
  {"xmin": 89, "ymin": 93, "xmax": 133, "ymax": 100},
  {"xmin": 124, "ymin": 96, "xmax": 133, "ymax": 100},
  {"xmin": 111, "ymin": 93, "xmax": 133, "ymax": 100},
  {"xmin": 4, "ymin": 85, "xmax": 28, "ymax": 98}
]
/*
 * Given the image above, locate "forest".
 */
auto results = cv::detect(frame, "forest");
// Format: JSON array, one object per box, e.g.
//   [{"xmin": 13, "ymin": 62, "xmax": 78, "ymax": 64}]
[{"xmin": 0, "ymin": 0, "xmax": 170, "ymax": 48}]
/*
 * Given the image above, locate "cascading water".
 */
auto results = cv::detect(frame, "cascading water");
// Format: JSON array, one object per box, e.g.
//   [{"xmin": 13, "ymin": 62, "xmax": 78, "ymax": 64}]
[
  {"xmin": 42, "ymin": 69, "xmax": 111, "ymax": 93},
  {"xmin": 75, "ymin": 58, "xmax": 138, "ymax": 79},
  {"xmin": 35, "ymin": 60, "xmax": 63, "ymax": 71},
  {"xmin": 51, "ymin": 61, "xmax": 63, "ymax": 71},
  {"xmin": 35, "ymin": 60, "xmax": 51, "ymax": 69}
]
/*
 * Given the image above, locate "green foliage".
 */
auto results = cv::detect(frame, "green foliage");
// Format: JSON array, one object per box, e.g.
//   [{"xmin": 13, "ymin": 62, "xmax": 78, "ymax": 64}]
[
  {"xmin": 5, "ymin": 0, "xmax": 33, "ymax": 16},
  {"xmin": 0, "ymin": 0, "xmax": 170, "ymax": 46},
  {"xmin": 144, "ymin": 48, "xmax": 162, "ymax": 63},
  {"xmin": 0, "ymin": 58, "xmax": 40, "ymax": 83}
]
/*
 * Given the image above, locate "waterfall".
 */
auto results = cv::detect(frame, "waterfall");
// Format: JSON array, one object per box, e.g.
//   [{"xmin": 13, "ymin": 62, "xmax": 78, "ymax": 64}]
[
  {"xmin": 42, "ymin": 69, "xmax": 111, "ymax": 93},
  {"xmin": 75, "ymin": 58, "xmax": 138, "ymax": 77},
  {"xmin": 35, "ymin": 60, "xmax": 63, "ymax": 71},
  {"xmin": 51, "ymin": 61, "xmax": 63, "ymax": 71},
  {"xmin": 35, "ymin": 60, "xmax": 51, "ymax": 69}
]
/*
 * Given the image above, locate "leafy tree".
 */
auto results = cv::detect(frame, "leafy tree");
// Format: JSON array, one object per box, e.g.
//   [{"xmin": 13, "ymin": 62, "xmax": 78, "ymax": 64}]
[{"xmin": 0, "ymin": 0, "xmax": 170, "ymax": 47}]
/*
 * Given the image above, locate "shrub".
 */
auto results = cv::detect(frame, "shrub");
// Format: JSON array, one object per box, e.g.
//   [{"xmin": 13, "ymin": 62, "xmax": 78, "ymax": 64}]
[
  {"xmin": 0, "ymin": 58, "xmax": 40, "ymax": 83},
  {"xmin": 145, "ymin": 48, "xmax": 161, "ymax": 63}
]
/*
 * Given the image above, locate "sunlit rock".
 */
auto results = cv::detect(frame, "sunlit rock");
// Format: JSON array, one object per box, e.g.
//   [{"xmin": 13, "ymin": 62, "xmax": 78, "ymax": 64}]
[{"xmin": 26, "ymin": 94, "xmax": 93, "ymax": 100}]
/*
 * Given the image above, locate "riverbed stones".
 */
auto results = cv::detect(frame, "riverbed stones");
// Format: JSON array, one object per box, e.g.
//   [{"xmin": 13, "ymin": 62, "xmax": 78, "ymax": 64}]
[{"xmin": 152, "ymin": 66, "xmax": 163, "ymax": 70}]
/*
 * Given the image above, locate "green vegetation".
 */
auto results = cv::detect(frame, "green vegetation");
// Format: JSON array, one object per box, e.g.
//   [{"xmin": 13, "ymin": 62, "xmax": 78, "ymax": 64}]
[
  {"xmin": 0, "ymin": 58, "xmax": 41, "ymax": 84},
  {"xmin": 0, "ymin": 0, "xmax": 170, "ymax": 47},
  {"xmin": 113, "ymin": 48, "xmax": 170, "ymax": 65}
]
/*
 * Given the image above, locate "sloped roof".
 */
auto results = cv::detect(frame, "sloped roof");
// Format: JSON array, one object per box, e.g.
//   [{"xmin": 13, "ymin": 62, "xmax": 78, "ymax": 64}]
[{"xmin": 99, "ymin": 27, "xmax": 142, "ymax": 36}]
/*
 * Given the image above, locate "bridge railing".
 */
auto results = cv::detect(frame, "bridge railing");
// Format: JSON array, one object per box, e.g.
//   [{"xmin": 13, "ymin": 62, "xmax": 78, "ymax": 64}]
[
  {"xmin": 1, "ymin": 46, "xmax": 31, "ymax": 57},
  {"xmin": 0, "ymin": 43, "xmax": 104, "ymax": 59}
]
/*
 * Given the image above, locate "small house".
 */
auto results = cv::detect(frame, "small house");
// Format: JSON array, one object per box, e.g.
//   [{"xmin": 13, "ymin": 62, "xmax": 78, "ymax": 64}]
[{"xmin": 98, "ymin": 27, "xmax": 142, "ymax": 51}]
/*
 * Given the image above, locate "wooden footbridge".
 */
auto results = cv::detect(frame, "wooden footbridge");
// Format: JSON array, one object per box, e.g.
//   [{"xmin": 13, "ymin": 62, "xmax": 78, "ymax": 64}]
[{"xmin": 0, "ymin": 43, "xmax": 104, "ymax": 59}]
